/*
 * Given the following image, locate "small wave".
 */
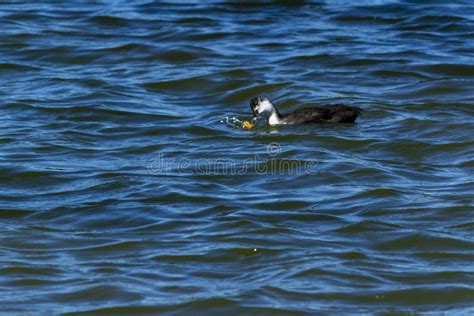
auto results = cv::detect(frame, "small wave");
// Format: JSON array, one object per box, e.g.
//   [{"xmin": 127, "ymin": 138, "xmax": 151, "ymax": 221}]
[
  {"xmin": 334, "ymin": 220, "xmax": 401, "ymax": 234},
  {"xmin": 419, "ymin": 63, "xmax": 474, "ymax": 77},
  {"xmin": 84, "ymin": 15, "xmax": 130, "ymax": 26},
  {"xmin": 375, "ymin": 233, "xmax": 474, "ymax": 251},
  {"xmin": 333, "ymin": 15, "xmax": 404, "ymax": 25},
  {"xmin": 0, "ymin": 62, "xmax": 40, "ymax": 71}
]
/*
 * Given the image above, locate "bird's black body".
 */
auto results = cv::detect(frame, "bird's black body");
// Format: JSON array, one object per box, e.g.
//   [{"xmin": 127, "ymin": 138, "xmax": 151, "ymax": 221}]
[
  {"xmin": 280, "ymin": 104, "xmax": 361, "ymax": 124},
  {"xmin": 249, "ymin": 96, "xmax": 362, "ymax": 125}
]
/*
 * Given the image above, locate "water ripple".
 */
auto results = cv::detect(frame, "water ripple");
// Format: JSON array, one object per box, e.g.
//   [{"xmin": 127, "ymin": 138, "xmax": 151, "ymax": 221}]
[{"xmin": 0, "ymin": 0, "xmax": 473, "ymax": 314}]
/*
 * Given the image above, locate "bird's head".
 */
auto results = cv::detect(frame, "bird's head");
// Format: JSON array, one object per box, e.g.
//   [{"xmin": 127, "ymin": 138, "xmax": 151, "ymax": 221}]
[{"xmin": 250, "ymin": 96, "xmax": 275, "ymax": 118}]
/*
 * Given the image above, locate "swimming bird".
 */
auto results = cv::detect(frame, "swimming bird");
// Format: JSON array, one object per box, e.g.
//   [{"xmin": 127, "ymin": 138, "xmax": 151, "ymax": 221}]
[{"xmin": 250, "ymin": 96, "xmax": 362, "ymax": 125}]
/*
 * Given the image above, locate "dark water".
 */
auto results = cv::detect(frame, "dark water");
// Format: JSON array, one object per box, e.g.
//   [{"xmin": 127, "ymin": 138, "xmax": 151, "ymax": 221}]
[{"xmin": 1, "ymin": 0, "xmax": 474, "ymax": 314}]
